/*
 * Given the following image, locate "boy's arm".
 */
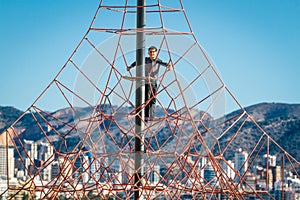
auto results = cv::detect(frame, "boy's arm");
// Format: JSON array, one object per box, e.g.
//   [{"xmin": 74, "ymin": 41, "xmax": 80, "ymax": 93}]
[
  {"xmin": 157, "ymin": 59, "xmax": 172, "ymax": 70},
  {"xmin": 127, "ymin": 61, "xmax": 136, "ymax": 71}
]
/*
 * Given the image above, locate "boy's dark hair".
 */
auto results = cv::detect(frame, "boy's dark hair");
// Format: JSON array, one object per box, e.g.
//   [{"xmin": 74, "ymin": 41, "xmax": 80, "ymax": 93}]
[{"xmin": 148, "ymin": 46, "xmax": 157, "ymax": 52}]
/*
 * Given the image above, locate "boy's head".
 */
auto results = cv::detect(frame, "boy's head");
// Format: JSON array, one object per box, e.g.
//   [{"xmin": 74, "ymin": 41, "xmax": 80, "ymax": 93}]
[{"xmin": 148, "ymin": 46, "xmax": 157, "ymax": 60}]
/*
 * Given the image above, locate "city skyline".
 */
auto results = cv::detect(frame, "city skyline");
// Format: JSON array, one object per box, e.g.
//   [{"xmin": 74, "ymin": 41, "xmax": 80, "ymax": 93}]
[{"xmin": 1, "ymin": 138, "xmax": 299, "ymax": 199}]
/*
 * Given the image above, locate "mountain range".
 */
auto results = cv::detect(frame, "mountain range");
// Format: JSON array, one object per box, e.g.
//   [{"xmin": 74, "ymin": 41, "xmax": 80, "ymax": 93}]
[{"xmin": 1, "ymin": 102, "xmax": 300, "ymax": 164}]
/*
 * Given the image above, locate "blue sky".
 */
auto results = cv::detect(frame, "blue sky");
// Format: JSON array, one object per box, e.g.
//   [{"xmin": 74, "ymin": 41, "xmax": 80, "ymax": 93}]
[{"xmin": 0, "ymin": 0, "xmax": 299, "ymax": 111}]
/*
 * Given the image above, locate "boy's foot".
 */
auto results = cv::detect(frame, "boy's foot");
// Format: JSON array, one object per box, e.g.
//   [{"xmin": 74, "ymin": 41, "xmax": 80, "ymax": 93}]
[{"xmin": 150, "ymin": 117, "xmax": 160, "ymax": 121}]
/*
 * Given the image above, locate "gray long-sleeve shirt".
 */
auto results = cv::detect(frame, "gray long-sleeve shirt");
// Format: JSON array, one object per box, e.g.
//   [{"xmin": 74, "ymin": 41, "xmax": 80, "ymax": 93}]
[{"xmin": 130, "ymin": 57, "xmax": 168, "ymax": 83}]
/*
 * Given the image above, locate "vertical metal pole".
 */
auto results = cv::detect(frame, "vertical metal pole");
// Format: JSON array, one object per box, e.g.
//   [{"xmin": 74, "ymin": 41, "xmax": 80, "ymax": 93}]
[{"xmin": 134, "ymin": 0, "xmax": 145, "ymax": 199}]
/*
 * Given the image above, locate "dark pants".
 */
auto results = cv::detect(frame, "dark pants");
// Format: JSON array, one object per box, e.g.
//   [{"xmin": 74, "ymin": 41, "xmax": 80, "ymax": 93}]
[{"xmin": 145, "ymin": 83, "xmax": 157, "ymax": 120}]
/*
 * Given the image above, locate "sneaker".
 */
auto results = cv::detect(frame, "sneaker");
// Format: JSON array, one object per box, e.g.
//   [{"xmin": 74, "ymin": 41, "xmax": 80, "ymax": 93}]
[
  {"xmin": 145, "ymin": 117, "xmax": 150, "ymax": 122},
  {"xmin": 151, "ymin": 117, "xmax": 160, "ymax": 121}
]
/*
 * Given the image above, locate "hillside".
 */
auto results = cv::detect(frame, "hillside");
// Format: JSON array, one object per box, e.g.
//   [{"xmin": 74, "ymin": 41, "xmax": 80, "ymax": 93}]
[
  {"xmin": 0, "ymin": 106, "xmax": 23, "ymax": 133},
  {"xmin": 0, "ymin": 103, "xmax": 299, "ymax": 162},
  {"xmin": 218, "ymin": 103, "xmax": 300, "ymax": 161}
]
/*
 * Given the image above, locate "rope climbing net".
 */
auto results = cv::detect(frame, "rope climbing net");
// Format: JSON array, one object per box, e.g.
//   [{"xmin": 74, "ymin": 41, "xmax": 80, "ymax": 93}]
[{"xmin": 1, "ymin": 0, "xmax": 299, "ymax": 199}]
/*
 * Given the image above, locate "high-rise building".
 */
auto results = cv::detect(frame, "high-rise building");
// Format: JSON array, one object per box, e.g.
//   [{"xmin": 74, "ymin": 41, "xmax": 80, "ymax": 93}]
[
  {"xmin": 204, "ymin": 162, "xmax": 216, "ymax": 186},
  {"xmin": 234, "ymin": 148, "xmax": 248, "ymax": 183},
  {"xmin": 23, "ymin": 140, "xmax": 54, "ymax": 180},
  {"xmin": 24, "ymin": 139, "xmax": 38, "ymax": 160},
  {"xmin": 264, "ymin": 154, "xmax": 276, "ymax": 167},
  {"xmin": 264, "ymin": 154, "xmax": 277, "ymax": 190},
  {"xmin": 90, "ymin": 158, "xmax": 101, "ymax": 184},
  {"xmin": 82, "ymin": 154, "xmax": 91, "ymax": 183},
  {"xmin": 203, "ymin": 162, "xmax": 217, "ymax": 200},
  {"xmin": 199, "ymin": 157, "xmax": 207, "ymax": 180},
  {"xmin": 121, "ymin": 157, "xmax": 134, "ymax": 184},
  {"xmin": 151, "ymin": 165, "xmax": 160, "ymax": 184},
  {"xmin": 0, "ymin": 145, "xmax": 14, "ymax": 179},
  {"xmin": 51, "ymin": 161, "xmax": 60, "ymax": 180},
  {"xmin": 221, "ymin": 160, "xmax": 235, "ymax": 180},
  {"xmin": 38, "ymin": 142, "xmax": 53, "ymax": 161},
  {"xmin": 109, "ymin": 157, "xmax": 122, "ymax": 185},
  {"xmin": 23, "ymin": 139, "xmax": 38, "ymax": 177},
  {"xmin": 275, "ymin": 165, "xmax": 281, "ymax": 183},
  {"xmin": 58, "ymin": 156, "xmax": 73, "ymax": 181},
  {"xmin": 38, "ymin": 142, "xmax": 54, "ymax": 181},
  {"xmin": 74, "ymin": 149, "xmax": 94, "ymax": 184}
]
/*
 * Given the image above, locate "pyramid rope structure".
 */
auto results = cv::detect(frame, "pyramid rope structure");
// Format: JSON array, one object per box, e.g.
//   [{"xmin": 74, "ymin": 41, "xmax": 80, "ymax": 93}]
[{"xmin": 1, "ymin": 0, "xmax": 300, "ymax": 199}]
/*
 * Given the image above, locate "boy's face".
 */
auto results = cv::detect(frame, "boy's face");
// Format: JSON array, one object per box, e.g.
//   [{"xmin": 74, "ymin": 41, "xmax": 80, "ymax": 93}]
[{"xmin": 148, "ymin": 48, "xmax": 157, "ymax": 60}]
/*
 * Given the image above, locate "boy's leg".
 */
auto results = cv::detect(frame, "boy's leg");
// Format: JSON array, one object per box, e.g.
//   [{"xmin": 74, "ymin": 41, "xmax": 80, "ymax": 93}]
[
  {"xmin": 144, "ymin": 84, "xmax": 150, "ymax": 121},
  {"xmin": 149, "ymin": 83, "xmax": 157, "ymax": 120}
]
